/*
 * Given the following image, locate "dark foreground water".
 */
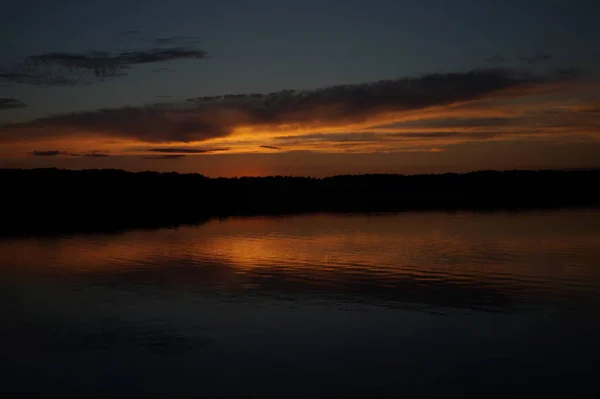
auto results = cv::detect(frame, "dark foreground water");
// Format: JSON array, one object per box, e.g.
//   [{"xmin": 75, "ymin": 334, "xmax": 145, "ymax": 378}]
[{"xmin": 2, "ymin": 210, "xmax": 600, "ymax": 398}]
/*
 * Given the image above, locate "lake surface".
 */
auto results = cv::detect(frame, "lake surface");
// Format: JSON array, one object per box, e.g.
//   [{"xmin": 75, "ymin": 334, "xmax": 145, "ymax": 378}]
[{"xmin": 2, "ymin": 210, "xmax": 600, "ymax": 398}]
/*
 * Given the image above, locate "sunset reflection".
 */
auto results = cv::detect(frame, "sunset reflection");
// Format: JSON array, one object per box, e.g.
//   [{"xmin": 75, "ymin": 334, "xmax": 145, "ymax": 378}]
[{"xmin": 2, "ymin": 211, "xmax": 599, "ymax": 311}]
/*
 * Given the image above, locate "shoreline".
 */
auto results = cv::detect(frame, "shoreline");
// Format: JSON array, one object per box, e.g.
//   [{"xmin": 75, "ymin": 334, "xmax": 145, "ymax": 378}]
[{"xmin": 3, "ymin": 167, "xmax": 599, "ymax": 237}]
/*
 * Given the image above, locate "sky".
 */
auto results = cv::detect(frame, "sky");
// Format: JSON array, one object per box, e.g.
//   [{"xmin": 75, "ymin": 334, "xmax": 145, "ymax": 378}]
[{"xmin": 1, "ymin": 0, "xmax": 599, "ymax": 177}]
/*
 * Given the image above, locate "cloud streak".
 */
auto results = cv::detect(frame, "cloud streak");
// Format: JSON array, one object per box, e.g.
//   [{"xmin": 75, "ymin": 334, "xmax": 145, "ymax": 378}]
[
  {"xmin": 1, "ymin": 68, "xmax": 556, "ymax": 142},
  {"xmin": 0, "ymin": 44, "xmax": 207, "ymax": 86},
  {"xmin": 82, "ymin": 152, "xmax": 109, "ymax": 157},
  {"xmin": 517, "ymin": 51, "xmax": 554, "ymax": 65},
  {"xmin": 0, "ymin": 98, "xmax": 27, "ymax": 110},
  {"xmin": 145, "ymin": 147, "xmax": 229, "ymax": 154},
  {"xmin": 31, "ymin": 150, "xmax": 109, "ymax": 157},
  {"xmin": 2, "ymin": 67, "xmax": 596, "ymax": 158},
  {"xmin": 146, "ymin": 154, "xmax": 187, "ymax": 160},
  {"xmin": 32, "ymin": 150, "xmax": 62, "ymax": 156}
]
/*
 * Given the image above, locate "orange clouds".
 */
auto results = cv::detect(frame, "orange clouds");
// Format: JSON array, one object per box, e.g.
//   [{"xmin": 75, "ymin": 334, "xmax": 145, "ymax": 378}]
[{"xmin": 0, "ymin": 67, "xmax": 597, "ymax": 159}]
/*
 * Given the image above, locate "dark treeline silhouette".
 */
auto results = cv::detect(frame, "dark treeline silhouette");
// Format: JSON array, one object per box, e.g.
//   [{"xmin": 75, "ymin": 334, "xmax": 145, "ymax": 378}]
[{"xmin": 2, "ymin": 167, "xmax": 599, "ymax": 236}]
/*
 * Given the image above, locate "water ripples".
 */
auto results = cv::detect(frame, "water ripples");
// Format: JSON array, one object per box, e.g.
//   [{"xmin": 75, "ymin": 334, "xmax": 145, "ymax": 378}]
[
  {"xmin": 1, "ymin": 210, "xmax": 599, "ymax": 313},
  {"xmin": 2, "ymin": 211, "xmax": 600, "ymax": 397}
]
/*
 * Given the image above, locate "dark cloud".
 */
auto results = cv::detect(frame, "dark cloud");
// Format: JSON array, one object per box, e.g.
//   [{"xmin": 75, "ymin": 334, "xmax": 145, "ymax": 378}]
[
  {"xmin": 383, "ymin": 109, "xmax": 600, "ymax": 131},
  {"xmin": 31, "ymin": 150, "xmax": 109, "ymax": 157},
  {"xmin": 1, "ymin": 68, "xmax": 570, "ymax": 143},
  {"xmin": 146, "ymin": 148, "xmax": 229, "ymax": 154},
  {"xmin": 83, "ymin": 152, "xmax": 109, "ymax": 157},
  {"xmin": 390, "ymin": 131, "xmax": 499, "ymax": 140},
  {"xmin": 156, "ymin": 95, "xmax": 173, "ymax": 98},
  {"xmin": 485, "ymin": 55, "xmax": 506, "ymax": 63},
  {"xmin": 260, "ymin": 145, "xmax": 282, "ymax": 150},
  {"xmin": 28, "ymin": 48, "xmax": 207, "ymax": 74},
  {"xmin": 555, "ymin": 68, "xmax": 579, "ymax": 80},
  {"xmin": 0, "ymin": 98, "xmax": 27, "ymax": 109},
  {"xmin": 273, "ymin": 131, "xmax": 498, "ymax": 145},
  {"xmin": 0, "ymin": 70, "xmax": 81, "ymax": 86},
  {"xmin": 274, "ymin": 133, "xmax": 380, "ymax": 143},
  {"xmin": 517, "ymin": 51, "xmax": 554, "ymax": 64},
  {"xmin": 145, "ymin": 154, "xmax": 187, "ymax": 160},
  {"xmin": 389, "ymin": 117, "xmax": 515, "ymax": 129},
  {"xmin": 32, "ymin": 150, "xmax": 62, "ymax": 156},
  {"xmin": 120, "ymin": 30, "xmax": 141, "ymax": 35},
  {"xmin": 0, "ymin": 45, "xmax": 207, "ymax": 86}
]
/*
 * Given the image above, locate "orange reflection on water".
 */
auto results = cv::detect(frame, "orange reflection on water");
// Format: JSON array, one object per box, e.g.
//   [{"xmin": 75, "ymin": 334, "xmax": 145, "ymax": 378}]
[{"xmin": 1, "ymin": 210, "xmax": 600, "ymax": 310}]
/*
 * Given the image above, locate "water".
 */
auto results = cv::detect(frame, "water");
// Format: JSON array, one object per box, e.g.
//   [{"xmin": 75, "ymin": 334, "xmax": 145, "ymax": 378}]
[{"xmin": 1, "ymin": 210, "xmax": 600, "ymax": 398}]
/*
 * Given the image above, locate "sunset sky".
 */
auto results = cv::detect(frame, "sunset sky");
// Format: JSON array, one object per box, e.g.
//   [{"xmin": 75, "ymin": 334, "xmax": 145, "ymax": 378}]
[{"xmin": 1, "ymin": 0, "xmax": 599, "ymax": 177}]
